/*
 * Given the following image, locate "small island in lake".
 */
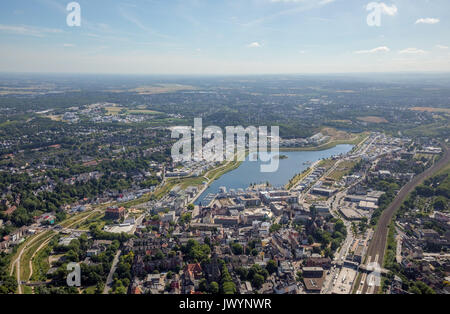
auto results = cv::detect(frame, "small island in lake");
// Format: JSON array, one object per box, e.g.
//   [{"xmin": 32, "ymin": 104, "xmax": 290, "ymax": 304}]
[{"xmin": 275, "ymin": 154, "xmax": 288, "ymax": 160}]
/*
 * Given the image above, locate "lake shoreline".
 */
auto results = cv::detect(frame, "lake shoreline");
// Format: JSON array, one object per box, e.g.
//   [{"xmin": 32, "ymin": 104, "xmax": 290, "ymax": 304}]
[
  {"xmin": 279, "ymin": 134, "xmax": 368, "ymax": 152},
  {"xmin": 194, "ymin": 144, "xmax": 354, "ymax": 205}
]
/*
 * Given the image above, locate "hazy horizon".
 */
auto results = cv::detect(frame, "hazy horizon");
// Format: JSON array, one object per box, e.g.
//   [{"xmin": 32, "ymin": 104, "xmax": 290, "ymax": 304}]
[{"xmin": 1, "ymin": 0, "xmax": 450, "ymax": 74}]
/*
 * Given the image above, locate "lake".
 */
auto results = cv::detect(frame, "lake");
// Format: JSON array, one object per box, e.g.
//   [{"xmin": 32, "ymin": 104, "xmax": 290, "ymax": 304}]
[{"xmin": 195, "ymin": 144, "xmax": 354, "ymax": 205}]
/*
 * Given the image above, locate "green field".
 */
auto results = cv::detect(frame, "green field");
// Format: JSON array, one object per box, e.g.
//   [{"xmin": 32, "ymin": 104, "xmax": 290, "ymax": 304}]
[
  {"xmin": 127, "ymin": 109, "xmax": 161, "ymax": 115},
  {"xmin": 281, "ymin": 132, "xmax": 369, "ymax": 152},
  {"xmin": 205, "ymin": 160, "xmax": 242, "ymax": 182},
  {"xmin": 286, "ymin": 166, "xmax": 315, "ymax": 190},
  {"xmin": 20, "ymin": 231, "xmax": 55, "ymax": 283},
  {"xmin": 105, "ymin": 106, "xmax": 162, "ymax": 116},
  {"xmin": 30, "ymin": 243, "xmax": 52, "ymax": 282},
  {"xmin": 328, "ymin": 159, "xmax": 360, "ymax": 181}
]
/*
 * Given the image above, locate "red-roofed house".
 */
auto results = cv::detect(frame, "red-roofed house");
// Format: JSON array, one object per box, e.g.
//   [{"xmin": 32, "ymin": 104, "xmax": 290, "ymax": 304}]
[
  {"xmin": 184, "ymin": 263, "xmax": 203, "ymax": 281},
  {"xmin": 105, "ymin": 206, "xmax": 126, "ymax": 220}
]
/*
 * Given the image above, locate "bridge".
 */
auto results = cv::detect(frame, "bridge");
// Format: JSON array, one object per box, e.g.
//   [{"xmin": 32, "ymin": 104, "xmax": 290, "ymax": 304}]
[
  {"xmin": 332, "ymin": 261, "xmax": 389, "ymax": 275},
  {"xmin": 358, "ymin": 264, "xmax": 389, "ymax": 275}
]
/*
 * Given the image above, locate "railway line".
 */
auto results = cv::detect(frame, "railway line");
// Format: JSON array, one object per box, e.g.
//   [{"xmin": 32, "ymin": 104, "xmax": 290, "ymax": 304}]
[{"xmin": 357, "ymin": 143, "xmax": 449, "ymax": 294}]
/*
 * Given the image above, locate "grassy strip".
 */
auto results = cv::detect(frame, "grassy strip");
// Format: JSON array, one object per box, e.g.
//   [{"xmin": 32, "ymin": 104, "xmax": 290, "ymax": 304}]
[
  {"xmin": 9, "ymin": 230, "xmax": 51, "ymax": 275},
  {"xmin": 285, "ymin": 166, "xmax": 315, "ymax": 190},
  {"xmin": 20, "ymin": 231, "xmax": 55, "ymax": 283},
  {"xmin": 11, "ymin": 209, "xmax": 102, "ymax": 288},
  {"xmin": 435, "ymin": 160, "xmax": 450, "ymax": 176},
  {"xmin": 59, "ymin": 210, "xmax": 96, "ymax": 228},
  {"xmin": 206, "ymin": 160, "xmax": 242, "ymax": 182},
  {"xmin": 352, "ymin": 273, "xmax": 362, "ymax": 294},
  {"xmin": 383, "ymin": 222, "xmax": 397, "ymax": 269},
  {"xmin": 153, "ymin": 180, "xmax": 178, "ymax": 200},
  {"xmin": 285, "ymin": 150, "xmax": 349, "ymax": 190},
  {"xmin": 280, "ymin": 132, "xmax": 369, "ymax": 152},
  {"xmin": 328, "ymin": 159, "xmax": 360, "ymax": 181},
  {"xmin": 380, "ymin": 221, "xmax": 397, "ymax": 293},
  {"xmin": 178, "ymin": 176, "xmax": 207, "ymax": 189},
  {"xmin": 30, "ymin": 242, "xmax": 52, "ymax": 282},
  {"xmin": 75, "ymin": 211, "xmax": 106, "ymax": 231}
]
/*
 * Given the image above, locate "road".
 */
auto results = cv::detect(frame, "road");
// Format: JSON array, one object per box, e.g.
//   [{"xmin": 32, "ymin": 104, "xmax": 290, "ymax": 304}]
[
  {"xmin": 321, "ymin": 191, "xmax": 355, "ymax": 294},
  {"xmin": 11, "ymin": 238, "xmax": 36, "ymax": 294},
  {"xmin": 358, "ymin": 143, "xmax": 450, "ymax": 294},
  {"xmin": 130, "ymin": 214, "xmax": 145, "ymax": 234},
  {"xmin": 10, "ymin": 230, "xmax": 51, "ymax": 294},
  {"xmin": 28, "ymin": 235, "xmax": 54, "ymax": 282},
  {"xmin": 190, "ymin": 181, "xmax": 210, "ymax": 205},
  {"xmin": 299, "ymin": 137, "xmax": 374, "ymax": 294},
  {"xmin": 102, "ymin": 212, "xmax": 142, "ymax": 294},
  {"xmin": 10, "ymin": 208, "xmax": 101, "ymax": 294},
  {"xmin": 103, "ymin": 249, "xmax": 122, "ymax": 294}
]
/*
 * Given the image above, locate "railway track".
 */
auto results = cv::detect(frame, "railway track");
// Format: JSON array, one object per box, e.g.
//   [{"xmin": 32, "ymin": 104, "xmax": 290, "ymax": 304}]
[{"xmin": 358, "ymin": 143, "xmax": 449, "ymax": 294}]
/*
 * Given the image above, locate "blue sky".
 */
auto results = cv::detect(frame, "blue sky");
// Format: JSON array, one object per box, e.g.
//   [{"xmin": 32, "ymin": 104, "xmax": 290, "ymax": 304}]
[{"xmin": 0, "ymin": 0, "xmax": 449, "ymax": 74}]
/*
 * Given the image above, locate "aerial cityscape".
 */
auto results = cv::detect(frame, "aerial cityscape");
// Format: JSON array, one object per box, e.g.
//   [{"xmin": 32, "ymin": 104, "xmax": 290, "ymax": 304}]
[{"xmin": 0, "ymin": 0, "xmax": 449, "ymax": 303}]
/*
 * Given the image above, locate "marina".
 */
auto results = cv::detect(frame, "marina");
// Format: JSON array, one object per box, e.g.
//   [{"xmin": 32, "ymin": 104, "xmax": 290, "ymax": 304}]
[{"xmin": 195, "ymin": 144, "xmax": 354, "ymax": 205}]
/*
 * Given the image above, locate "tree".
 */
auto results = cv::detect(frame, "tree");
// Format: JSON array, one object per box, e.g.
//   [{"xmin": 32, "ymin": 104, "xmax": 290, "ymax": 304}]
[
  {"xmin": 236, "ymin": 267, "xmax": 249, "ymax": 281},
  {"xmin": 310, "ymin": 205, "xmax": 318, "ymax": 219},
  {"xmin": 415, "ymin": 185, "xmax": 434, "ymax": 197},
  {"xmin": 0, "ymin": 275, "xmax": 17, "ymax": 294},
  {"xmin": 433, "ymin": 197, "xmax": 447, "ymax": 211},
  {"xmin": 266, "ymin": 260, "xmax": 278, "ymax": 275},
  {"xmin": 269, "ymin": 224, "xmax": 281, "ymax": 233},
  {"xmin": 187, "ymin": 204, "xmax": 195, "ymax": 211},
  {"xmin": 296, "ymin": 271, "xmax": 303, "ymax": 282},
  {"xmin": 331, "ymin": 240, "xmax": 340, "ymax": 251},
  {"xmin": 324, "ymin": 247, "xmax": 333, "ymax": 258},
  {"xmin": 247, "ymin": 239, "xmax": 261, "ymax": 250},
  {"xmin": 231, "ymin": 243, "xmax": 243, "ymax": 255},
  {"xmin": 334, "ymin": 219, "xmax": 346, "ymax": 234},
  {"xmin": 154, "ymin": 250, "xmax": 165, "ymax": 260},
  {"xmin": 220, "ymin": 264, "xmax": 236, "ymax": 294},
  {"xmin": 252, "ymin": 274, "xmax": 265, "ymax": 289},
  {"xmin": 209, "ymin": 282, "xmax": 219, "ymax": 294},
  {"xmin": 222, "ymin": 281, "xmax": 237, "ymax": 294},
  {"xmin": 411, "ymin": 281, "xmax": 436, "ymax": 294},
  {"xmin": 180, "ymin": 213, "xmax": 192, "ymax": 225},
  {"xmin": 199, "ymin": 279, "xmax": 208, "ymax": 292},
  {"xmin": 113, "ymin": 285, "xmax": 127, "ymax": 294}
]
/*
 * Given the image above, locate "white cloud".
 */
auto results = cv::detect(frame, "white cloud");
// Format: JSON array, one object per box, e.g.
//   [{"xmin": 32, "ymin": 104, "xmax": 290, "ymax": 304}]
[
  {"xmin": 436, "ymin": 45, "xmax": 449, "ymax": 49},
  {"xmin": 63, "ymin": 43, "xmax": 76, "ymax": 48},
  {"xmin": 399, "ymin": 48, "xmax": 426, "ymax": 55},
  {"xmin": 247, "ymin": 42, "xmax": 262, "ymax": 48},
  {"xmin": 0, "ymin": 24, "xmax": 63, "ymax": 37},
  {"xmin": 355, "ymin": 46, "xmax": 390, "ymax": 54},
  {"xmin": 379, "ymin": 3, "xmax": 398, "ymax": 16},
  {"xmin": 415, "ymin": 18, "xmax": 440, "ymax": 24}
]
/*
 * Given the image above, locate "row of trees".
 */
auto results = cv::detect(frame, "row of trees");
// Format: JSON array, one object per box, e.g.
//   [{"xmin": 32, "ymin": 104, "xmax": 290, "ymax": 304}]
[
  {"xmin": 112, "ymin": 252, "xmax": 134, "ymax": 294},
  {"xmin": 235, "ymin": 261, "xmax": 278, "ymax": 290},
  {"xmin": 0, "ymin": 252, "xmax": 17, "ymax": 294}
]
